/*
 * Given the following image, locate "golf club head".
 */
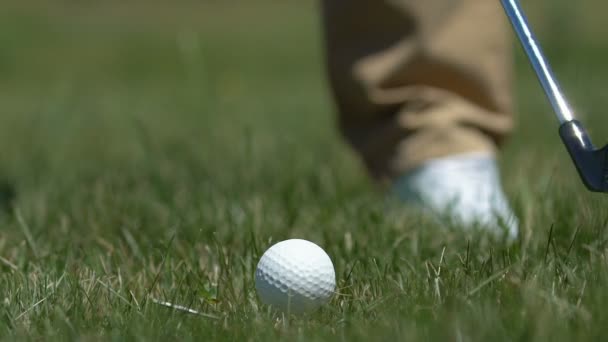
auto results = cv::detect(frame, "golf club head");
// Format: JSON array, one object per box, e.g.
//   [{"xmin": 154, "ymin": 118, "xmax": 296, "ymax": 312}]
[
  {"xmin": 501, "ymin": 0, "xmax": 608, "ymax": 193},
  {"xmin": 559, "ymin": 120, "xmax": 608, "ymax": 192}
]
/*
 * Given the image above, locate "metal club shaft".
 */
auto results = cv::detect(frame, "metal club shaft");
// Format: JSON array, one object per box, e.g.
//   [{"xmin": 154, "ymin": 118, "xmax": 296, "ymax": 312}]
[{"xmin": 500, "ymin": 0, "xmax": 574, "ymax": 124}]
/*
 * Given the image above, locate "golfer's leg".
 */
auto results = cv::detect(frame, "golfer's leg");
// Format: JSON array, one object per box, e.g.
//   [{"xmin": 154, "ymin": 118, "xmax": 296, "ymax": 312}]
[{"xmin": 321, "ymin": 0, "xmax": 517, "ymax": 237}]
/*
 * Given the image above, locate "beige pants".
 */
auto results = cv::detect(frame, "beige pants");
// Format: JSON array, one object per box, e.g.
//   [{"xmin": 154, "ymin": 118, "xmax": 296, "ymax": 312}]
[{"xmin": 321, "ymin": 0, "xmax": 514, "ymax": 184}]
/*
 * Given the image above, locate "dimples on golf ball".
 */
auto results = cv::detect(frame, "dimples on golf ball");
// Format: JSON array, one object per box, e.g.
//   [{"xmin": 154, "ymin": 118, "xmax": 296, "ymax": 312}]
[{"xmin": 255, "ymin": 239, "xmax": 336, "ymax": 314}]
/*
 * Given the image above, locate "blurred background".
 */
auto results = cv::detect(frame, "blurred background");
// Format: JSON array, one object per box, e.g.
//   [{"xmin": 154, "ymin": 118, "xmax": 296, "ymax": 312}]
[
  {"xmin": 1, "ymin": 0, "xmax": 608, "ymax": 243},
  {"xmin": 0, "ymin": 1, "xmax": 332, "ymax": 178}
]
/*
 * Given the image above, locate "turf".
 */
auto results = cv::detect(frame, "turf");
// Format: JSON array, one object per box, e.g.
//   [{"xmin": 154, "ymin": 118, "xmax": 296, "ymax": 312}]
[{"xmin": 1, "ymin": 1, "xmax": 608, "ymax": 341}]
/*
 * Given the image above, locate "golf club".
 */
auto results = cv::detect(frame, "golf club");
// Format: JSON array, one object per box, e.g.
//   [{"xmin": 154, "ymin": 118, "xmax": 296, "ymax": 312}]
[{"xmin": 501, "ymin": 0, "xmax": 608, "ymax": 192}]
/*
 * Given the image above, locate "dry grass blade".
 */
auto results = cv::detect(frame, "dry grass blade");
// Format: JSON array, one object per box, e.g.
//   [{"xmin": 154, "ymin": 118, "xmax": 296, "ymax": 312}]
[
  {"xmin": 149, "ymin": 298, "xmax": 220, "ymax": 320},
  {"xmin": 15, "ymin": 295, "xmax": 50, "ymax": 321}
]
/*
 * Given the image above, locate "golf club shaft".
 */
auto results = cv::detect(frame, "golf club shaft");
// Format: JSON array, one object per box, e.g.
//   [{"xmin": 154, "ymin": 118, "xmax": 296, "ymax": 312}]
[{"xmin": 500, "ymin": 0, "xmax": 574, "ymax": 124}]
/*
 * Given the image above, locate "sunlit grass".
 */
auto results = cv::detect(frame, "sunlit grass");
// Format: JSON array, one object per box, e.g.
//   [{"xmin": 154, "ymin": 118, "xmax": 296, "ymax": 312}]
[{"xmin": 1, "ymin": 1, "xmax": 608, "ymax": 340}]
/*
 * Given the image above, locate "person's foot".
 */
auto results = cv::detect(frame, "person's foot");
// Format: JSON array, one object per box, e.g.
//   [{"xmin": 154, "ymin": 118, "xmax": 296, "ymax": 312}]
[{"xmin": 393, "ymin": 152, "xmax": 518, "ymax": 240}]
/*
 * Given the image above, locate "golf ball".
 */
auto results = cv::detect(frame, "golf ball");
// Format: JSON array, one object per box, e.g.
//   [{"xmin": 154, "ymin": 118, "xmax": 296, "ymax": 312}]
[{"xmin": 255, "ymin": 239, "xmax": 336, "ymax": 314}]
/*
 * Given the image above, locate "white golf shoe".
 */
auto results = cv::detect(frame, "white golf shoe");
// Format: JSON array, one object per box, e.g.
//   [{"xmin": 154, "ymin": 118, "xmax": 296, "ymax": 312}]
[{"xmin": 393, "ymin": 152, "xmax": 519, "ymax": 240}]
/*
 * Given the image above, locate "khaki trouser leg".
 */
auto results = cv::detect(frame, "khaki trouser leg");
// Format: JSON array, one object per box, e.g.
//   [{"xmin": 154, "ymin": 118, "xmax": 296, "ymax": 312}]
[{"xmin": 321, "ymin": 0, "xmax": 514, "ymax": 184}]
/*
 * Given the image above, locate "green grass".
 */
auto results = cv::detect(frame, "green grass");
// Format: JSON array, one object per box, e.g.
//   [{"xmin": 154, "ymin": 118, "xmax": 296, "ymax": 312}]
[{"xmin": 1, "ymin": 1, "xmax": 608, "ymax": 340}]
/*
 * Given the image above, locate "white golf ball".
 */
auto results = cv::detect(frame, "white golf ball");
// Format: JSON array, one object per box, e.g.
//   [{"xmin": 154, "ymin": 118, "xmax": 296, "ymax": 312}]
[{"xmin": 255, "ymin": 239, "xmax": 336, "ymax": 314}]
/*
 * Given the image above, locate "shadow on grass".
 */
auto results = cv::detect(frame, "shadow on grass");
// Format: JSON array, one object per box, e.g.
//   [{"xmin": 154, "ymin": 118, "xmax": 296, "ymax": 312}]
[{"xmin": 0, "ymin": 180, "xmax": 15, "ymax": 213}]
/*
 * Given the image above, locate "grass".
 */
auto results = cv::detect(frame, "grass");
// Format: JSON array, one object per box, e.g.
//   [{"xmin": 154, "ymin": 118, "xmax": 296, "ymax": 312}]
[{"xmin": 1, "ymin": 1, "xmax": 608, "ymax": 340}]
